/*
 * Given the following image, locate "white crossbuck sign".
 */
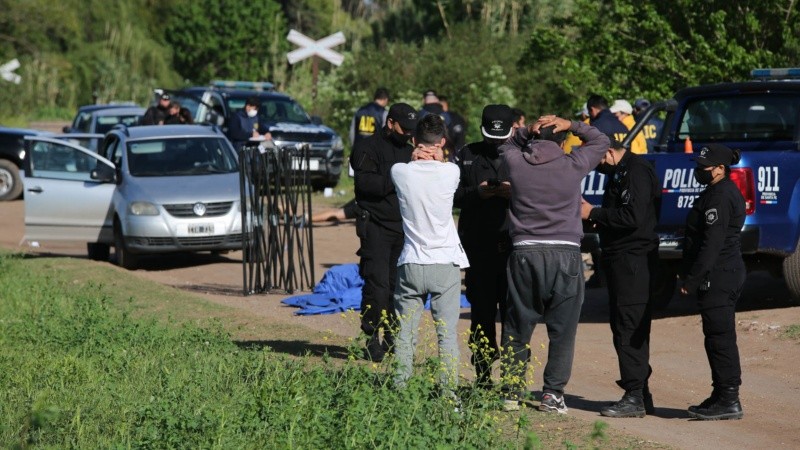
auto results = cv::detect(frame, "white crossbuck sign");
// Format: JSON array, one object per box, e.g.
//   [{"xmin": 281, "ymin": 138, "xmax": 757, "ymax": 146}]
[
  {"xmin": 1, "ymin": 59, "xmax": 21, "ymax": 84},
  {"xmin": 286, "ymin": 30, "xmax": 345, "ymax": 66}
]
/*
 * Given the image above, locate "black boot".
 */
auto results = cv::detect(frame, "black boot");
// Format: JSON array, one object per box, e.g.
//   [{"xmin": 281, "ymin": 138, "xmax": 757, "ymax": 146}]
[
  {"xmin": 688, "ymin": 388, "xmax": 719, "ymax": 415},
  {"xmin": 382, "ymin": 331, "xmax": 395, "ymax": 354},
  {"xmin": 364, "ymin": 333, "xmax": 385, "ymax": 362},
  {"xmin": 600, "ymin": 390, "xmax": 646, "ymax": 418},
  {"xmin": 689, "ymin": 387, "xmax": 743, "ymax": 420},
  {"xmin": 642, "ymin": 386, "xmax": 655, "ymax": 415}
]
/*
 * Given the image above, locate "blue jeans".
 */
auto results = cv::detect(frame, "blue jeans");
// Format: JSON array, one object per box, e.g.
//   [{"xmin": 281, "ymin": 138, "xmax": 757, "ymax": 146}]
[{"xmin": 393, "ymin": 263, "xmax": 462, "ymax": 390}]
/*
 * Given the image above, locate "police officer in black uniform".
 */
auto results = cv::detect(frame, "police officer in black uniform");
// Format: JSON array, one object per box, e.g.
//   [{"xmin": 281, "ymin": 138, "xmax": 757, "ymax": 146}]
[
  {"xmin": 350, "ymin": 88, "xmax": 390, "ymax": 151},
  {"xmin": 454, "ymin": 104, "xmax": 514, "ymax": 385},
  {"xmin": 680, "ymin": 144, "xmax": 746, "ymax": 420},
  {"xmin": 353, "ymin": 102, "xmax": 418, "ymax": 362},
  {"xmin": 581, "ymin": 140, "xmax": 660, "ymax": 417}
]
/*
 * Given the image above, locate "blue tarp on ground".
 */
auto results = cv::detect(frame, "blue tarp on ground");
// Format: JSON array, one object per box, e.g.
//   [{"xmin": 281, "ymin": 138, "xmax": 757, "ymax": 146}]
[{"xmin": 282, "ymin": 263, "xmax": 470, "ymax": 315}]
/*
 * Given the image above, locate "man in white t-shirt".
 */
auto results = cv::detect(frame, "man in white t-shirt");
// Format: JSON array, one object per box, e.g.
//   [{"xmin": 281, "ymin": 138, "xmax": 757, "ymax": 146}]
[{"xmin": 390, "ymin": 114, "xmax": 469, "ymax": 393}]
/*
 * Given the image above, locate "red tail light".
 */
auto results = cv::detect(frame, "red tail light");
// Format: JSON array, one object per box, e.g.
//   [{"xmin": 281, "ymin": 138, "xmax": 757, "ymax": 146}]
[{"xmin": 730, "ymin": 168, "xmax": 756, "ymax": 215}]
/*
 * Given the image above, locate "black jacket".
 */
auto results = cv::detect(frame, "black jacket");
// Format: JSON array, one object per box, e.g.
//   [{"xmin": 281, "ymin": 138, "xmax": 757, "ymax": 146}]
[
  {"xmin": 588, "ymin": 151, "xmax": 660, "ymax": 256},
  {"xmin": 454, "ymin": 140, "xmax": 509, "ymax": 256},
  {"xmin": 353, "ymin": 129, "xmax": 413, "ymax": 234},
  {"xmin": 682, "ymin": 177, "xmax": 746, "ymax": 291},
  {"xmin": 351, "ymin": 101, "xmax": 386, "ymax": 148}
]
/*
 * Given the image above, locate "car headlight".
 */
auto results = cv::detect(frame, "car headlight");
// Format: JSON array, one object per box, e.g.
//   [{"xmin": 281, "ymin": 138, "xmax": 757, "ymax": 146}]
[
  {"xmin": 331, "ymin": 136, "xmax": 343, "ymax": 151},
  {"xmin": 129, "ymin": 201, "xmax": 160, "ymax": 216}
]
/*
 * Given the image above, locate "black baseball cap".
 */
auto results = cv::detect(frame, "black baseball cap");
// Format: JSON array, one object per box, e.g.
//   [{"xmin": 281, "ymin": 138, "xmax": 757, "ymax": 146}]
[
  {"xmin": 160, "ymin": 93, "xmax": 171, "ymax": 101},
  {"xmin": 481, "ymin": 104, "xmax": 514, "ymax": 139},
  {"xmin": 388, "ymin": 103, "xmax": 419, "ymax": 131},
  {"xmin": 693, "ymin": 143, "xmax": 736, "ymax": 166}
]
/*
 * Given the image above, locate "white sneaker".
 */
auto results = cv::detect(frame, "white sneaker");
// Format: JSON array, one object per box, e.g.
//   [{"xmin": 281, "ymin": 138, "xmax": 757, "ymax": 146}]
[
  {"xmin": 539, "ymin": 392, "xmax": 568, "ymax": 414},
  {"xmin": 502, "ymin": 398, "xmax": 520, "ymax": 412}
]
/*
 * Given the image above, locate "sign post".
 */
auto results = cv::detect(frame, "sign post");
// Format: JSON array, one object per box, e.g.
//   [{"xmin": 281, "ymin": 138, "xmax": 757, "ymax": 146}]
[
  {"xmin": 286, "ymin": 30, "xmax": 345, "ymax": 108},
  {"xmin": 0, "ymin": 59, "xmax": 21, "ymax": 84}
]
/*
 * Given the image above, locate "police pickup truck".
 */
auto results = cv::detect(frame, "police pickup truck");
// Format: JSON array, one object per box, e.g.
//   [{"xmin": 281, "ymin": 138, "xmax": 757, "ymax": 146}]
[
  {"xmin": 163, "ymin": 81, "xmax": 345, "ymax": 189},
  {"xmin": 582, "ymin": 68, "xmax": 800, "ymax": 307}
]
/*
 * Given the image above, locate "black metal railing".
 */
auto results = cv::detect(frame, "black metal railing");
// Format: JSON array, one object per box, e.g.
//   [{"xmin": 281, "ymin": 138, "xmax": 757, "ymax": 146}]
[{"xmin": 238, "ymin": 142, "xmax": 315, "ymax": 295}]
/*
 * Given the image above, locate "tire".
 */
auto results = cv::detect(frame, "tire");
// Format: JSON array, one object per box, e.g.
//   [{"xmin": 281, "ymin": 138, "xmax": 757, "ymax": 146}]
[
  {"xmin": 0, "ymin": 159, "xmax": 23, "ymax": 201},
  {"xmin": 649, "ymin": 260, "xmax": 677, "ymax": 310},
  {"xmin": 87, "ymin": 243, "xmax": 110, "ymax": 261},
  {"xmin": 782, "ymin": 241, "xmax": 800, "ymax": 305},
  {"xmin": 114, "ymin": 222, "xmax": 139, "ymax": 270}
]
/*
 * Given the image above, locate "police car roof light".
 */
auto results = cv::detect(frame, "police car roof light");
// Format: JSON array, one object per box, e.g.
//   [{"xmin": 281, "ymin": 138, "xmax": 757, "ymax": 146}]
[
  {"xmin": 750, "ymin": 68, "xmax": 800, "ymax": 80},
  {"xmin": 211, "ymin": 80, "xmax": 275, "ymax": 91}
]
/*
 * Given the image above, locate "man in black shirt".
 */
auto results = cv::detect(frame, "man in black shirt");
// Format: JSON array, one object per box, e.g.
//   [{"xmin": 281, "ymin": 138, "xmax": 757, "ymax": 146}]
[
  {"xmin": 353, "ymin": 102, "xmax": 419, "ymax": 361},
  {"xmin": 581, "ymin": 140, "xmax": 660, "ymax": 417},
  {"xmin": 141, "ymin": 93, "xmax": 171, "ymax": 125}
]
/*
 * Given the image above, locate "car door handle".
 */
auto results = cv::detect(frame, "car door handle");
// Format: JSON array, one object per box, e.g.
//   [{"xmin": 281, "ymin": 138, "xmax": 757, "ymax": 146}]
[{"xmin": 27, "ymin": 186, "xmax": 43, "ymax": 193}]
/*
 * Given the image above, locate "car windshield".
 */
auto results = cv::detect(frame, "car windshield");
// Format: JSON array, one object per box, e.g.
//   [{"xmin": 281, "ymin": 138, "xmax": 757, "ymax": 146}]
[
  {"xmin": 127, "ymin": 137, "xmax": 238, "ymax": 177},
  {"xmin": 227, "ymin": 97, "xmax": 311, "ymax": 125},
  {"xmin": 678, "ymin": 93, "xmax": 799, "ymax": 143}
]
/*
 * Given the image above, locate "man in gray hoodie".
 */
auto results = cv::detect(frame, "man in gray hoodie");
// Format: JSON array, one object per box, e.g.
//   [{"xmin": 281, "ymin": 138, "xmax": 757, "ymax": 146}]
[{"xmin": 498, "ymin": 115, "xmax": 609, "ymax": 413}]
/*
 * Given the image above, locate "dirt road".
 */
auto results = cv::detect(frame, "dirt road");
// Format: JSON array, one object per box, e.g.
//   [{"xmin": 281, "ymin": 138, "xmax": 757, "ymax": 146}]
[{"xmin": 2, "ymin": 199, "xmax": 799, "ymax": 449}]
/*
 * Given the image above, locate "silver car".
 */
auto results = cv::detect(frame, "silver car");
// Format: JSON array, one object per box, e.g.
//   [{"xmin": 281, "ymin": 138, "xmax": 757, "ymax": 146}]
[{"xmin": 23, "ymin": 125, "xmax": 242, "ymax": 269}]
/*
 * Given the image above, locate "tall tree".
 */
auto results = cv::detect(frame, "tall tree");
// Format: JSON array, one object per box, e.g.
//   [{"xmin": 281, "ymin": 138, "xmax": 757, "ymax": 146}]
[{"xmin": 164, "ymin": 0, "xmax": 288, "ymax": 85}]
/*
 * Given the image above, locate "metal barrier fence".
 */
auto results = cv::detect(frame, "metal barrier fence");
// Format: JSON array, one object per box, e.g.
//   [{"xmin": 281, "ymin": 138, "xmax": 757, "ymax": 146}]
[{"xmin": 238, "ymin": 142, "xmax": 315, "ymax": 295}]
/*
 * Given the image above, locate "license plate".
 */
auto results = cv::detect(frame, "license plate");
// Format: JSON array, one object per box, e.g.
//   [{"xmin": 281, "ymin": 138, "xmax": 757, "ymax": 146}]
[
  {"xmin": 188, "ymin": 223, "xmax": 214, "ymax": 234},
  {"xmin": 291, "ymin": 158, "xmax": 320, "ymax": 171}
]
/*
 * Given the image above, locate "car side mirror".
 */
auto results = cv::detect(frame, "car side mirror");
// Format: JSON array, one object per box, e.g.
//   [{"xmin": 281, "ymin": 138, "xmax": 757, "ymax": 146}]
[
  {"xmin": 310, "ymin": 115, "xmax": 323, "ymax": 125},
  {"xmin": 91, "ymin": 163, "xmax": 116, "ymax": 183},
  {"xmin": 62, "ymin": 126, "xmax": 72, "ymax": 133}
]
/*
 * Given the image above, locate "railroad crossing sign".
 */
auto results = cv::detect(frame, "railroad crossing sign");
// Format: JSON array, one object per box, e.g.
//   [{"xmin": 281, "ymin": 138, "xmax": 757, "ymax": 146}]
[
  {"xmin": 0, "ymin": 59, "xmax": 21, "ymax": 84},
  {"xmin": 286, "ymin": 30, "xmax": 345, "ymax": 66}
]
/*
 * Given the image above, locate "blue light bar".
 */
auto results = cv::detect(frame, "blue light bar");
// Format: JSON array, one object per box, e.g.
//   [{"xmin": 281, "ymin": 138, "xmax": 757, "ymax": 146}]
[
  {"xmin": 750, "ymin": 68, "xmax": 800, "ymax": 79},
  {"xmin": 211, "ymin": 80, "xmax": 275, "ymax": 91}
]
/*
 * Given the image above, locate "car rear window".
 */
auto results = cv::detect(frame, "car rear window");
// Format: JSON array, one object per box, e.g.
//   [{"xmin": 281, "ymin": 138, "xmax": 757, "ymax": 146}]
[{"xmin": 677, "ymin": 93, "xmax": 799, "ymax": 143}]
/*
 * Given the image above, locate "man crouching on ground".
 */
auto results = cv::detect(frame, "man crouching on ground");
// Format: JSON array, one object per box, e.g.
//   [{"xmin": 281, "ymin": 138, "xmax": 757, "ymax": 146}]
[{"xmin": 390, "ymin": 114, "xmax": 470, "ymax": 397}]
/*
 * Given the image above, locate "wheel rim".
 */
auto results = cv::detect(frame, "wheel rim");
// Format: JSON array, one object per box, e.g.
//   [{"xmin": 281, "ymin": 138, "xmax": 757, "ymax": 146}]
[{"xmin": 0, "ymin": 168, "xmax": 11, "ymax": 196}]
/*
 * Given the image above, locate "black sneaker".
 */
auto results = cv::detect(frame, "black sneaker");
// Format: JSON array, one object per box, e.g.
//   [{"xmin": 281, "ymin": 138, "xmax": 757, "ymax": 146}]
[
  {"xmin": 364, "ymin": 334, "xmax": 385, "ymax": 362},
  {"xmin": 601, "ymin": 392, "xmax": 646, "ymax": 418},
  {"xmin": 539, "ymin": 392, "xmax": 568, "ymax": 414}
]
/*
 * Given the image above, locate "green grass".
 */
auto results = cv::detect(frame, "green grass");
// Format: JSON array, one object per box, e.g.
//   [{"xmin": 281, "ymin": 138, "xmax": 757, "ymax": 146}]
[
  {"xmin": 782, "ymin": 324, "xmax": 800, "ymax": 340},
  {"xmin": 0, "ymin": 252, "xmax": 664, "ymax": 449}
]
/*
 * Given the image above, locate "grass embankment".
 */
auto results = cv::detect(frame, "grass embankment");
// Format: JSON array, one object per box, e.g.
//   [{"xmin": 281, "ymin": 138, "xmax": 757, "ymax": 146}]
[{"xmin": 0, "ymin": 252, "xmax": 660, "ymax": 449}]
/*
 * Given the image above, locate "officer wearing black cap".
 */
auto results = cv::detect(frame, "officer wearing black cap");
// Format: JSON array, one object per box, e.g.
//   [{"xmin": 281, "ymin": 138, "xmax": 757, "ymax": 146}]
[
  {"xmin": 581, "ymin": 139, "xmax": 660, "ymax": 418},
  {"xmin": 454, "ymin": 104, "xmax": 514, "ymax": 385},
  {"xmin": 141, "ymin": 92, "xmax": 171, "ymax": 125},
  {"xmin": 353, "ymin": 102, "xmax": 419, "ymax": 362},
  {"xmin": 680, "ymin": 143, "xmax": 746, "ymax": 420}
]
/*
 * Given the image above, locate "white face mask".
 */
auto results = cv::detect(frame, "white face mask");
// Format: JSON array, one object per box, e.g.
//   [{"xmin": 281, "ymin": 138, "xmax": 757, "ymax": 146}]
[{"xmin": 247, "ymin": 109, "xmax": 258, "ymax": 118}]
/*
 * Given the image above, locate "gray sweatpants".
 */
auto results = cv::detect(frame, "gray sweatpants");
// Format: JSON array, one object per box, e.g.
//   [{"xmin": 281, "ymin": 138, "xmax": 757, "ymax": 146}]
[
  {"xmin": 393, "ymin": 263, "xmax": 462, "ymax": 390},
  {"xmin": 501, "ymin": 244, "xmax": 584, "ymax": 398}
]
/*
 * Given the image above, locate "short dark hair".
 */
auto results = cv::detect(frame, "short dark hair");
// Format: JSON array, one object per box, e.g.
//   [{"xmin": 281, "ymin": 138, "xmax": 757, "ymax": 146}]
[
  {"xmin": 586, "ymin": 94, "xmax": 609, "ymax": 111},
  {"xmin": 438, "ymin": 95, "xmax": 448, "ymax": 103},
  {"xmin": 414, "ymin": 113, "xmax": 446, "ymax": 145},
  {"xmin": 536, "ymin": 125, "xmax": 567, "ymax": 145},
  {"xmin": 245, "ymin": 96, "xmax": 260, "ymax": 107},
  {"xmin": 374, "ymin": 87, "xmax": 389, "ymax": 101},
  {"xmin": 511, "ymin": 108, "xmax": 526, "ymax": 122}
]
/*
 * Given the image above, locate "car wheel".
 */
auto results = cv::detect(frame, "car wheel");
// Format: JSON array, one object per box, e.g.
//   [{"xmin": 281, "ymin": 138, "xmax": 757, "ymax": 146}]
[
  {"xmin": 114, "ymin": 222, "xmax": 139, "ymax": 270},
  {"xmin": 87, "ymin": 242, "xmax": 110, "ymax": 261},
  {"xmin": 782, "ymin": 242, "xmax": 800, "ymax": 305},
  {"xmin": 0, "ymin": 159, "xmax": 23, "ymax": 201}
]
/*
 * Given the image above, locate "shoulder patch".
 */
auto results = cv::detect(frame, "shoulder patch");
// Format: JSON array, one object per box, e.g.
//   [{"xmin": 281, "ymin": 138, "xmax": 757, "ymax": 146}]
[{"xmin": 705, "ymin": 208, "xmax": 718, "ymax": 225}]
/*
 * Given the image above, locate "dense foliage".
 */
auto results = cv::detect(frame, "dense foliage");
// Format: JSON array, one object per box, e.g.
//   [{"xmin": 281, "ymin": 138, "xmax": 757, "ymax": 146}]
[{"xmin": 0, "ymin": 0, "xmax": 797, "ymax": 144}]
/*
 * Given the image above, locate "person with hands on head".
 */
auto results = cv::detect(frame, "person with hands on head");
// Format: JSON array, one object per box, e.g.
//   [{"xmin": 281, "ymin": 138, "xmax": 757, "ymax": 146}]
[
  {"xmin": 499, "ymin": 114, "xmax": 609, "ymax": 413},
  {"xmin": 679, "ymin": 144, "xmax": 746, "ymax": 421},
  {"xmin": 580, "ymin": 139, "xmax": 660, "ymax": 418},
  {"xmin": 390, "ymin": 114, "xmax": 469, "ymax": 401},
  {"xmin": 454, "ymin": 104, "xmax": 514, "ymax": 387}
]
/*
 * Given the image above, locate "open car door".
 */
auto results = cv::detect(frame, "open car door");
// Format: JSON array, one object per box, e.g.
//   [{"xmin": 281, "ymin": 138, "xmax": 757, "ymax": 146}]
[{"xmin": 23, "ymin": 135, "xmax": 116, "ymax": 247}]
